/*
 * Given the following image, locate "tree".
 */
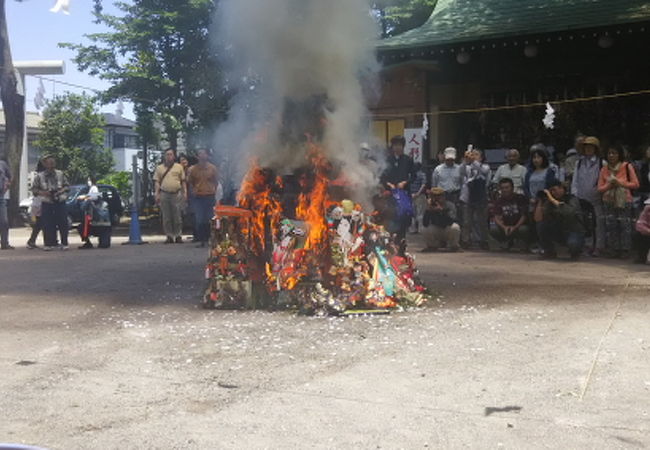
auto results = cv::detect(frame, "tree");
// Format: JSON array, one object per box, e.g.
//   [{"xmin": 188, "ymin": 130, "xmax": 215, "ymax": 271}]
[
  {"xmin": 0, "ymin": 0, "xmax": 25, "ymax": 224},
  {"xmin": 134, "ymin": 104, "xmax": 160, "ymax": 205},
  {"xmin": 373, "ymin": 0, "xmax": 437, "ymax": 38},
  {"xmin": 35, "ymin": 93, "xmax": 114, "ymax": 184},
  {"xmin": 99, "ymin": 171, "xmax": 132, "ymax": 206},
  {"xmin": 62, "ymin": 0, "xmax": 228, "ymax": 151}
]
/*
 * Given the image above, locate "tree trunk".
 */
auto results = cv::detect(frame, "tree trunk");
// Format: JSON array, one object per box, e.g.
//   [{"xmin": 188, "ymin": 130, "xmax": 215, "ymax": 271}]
[
  {"xmin": 0, "ymin": 0, "xmax": 25, "ymax": 226},
  {"xmin": 166, "ymin": 128, "xmax": 178, "ymax": 152},
  {"xmin": 142, "ymin": 135, "xmax": 149, "ymax": 207}
]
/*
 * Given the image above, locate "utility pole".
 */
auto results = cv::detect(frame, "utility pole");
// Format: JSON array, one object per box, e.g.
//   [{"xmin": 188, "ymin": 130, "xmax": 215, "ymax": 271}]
[{"xmin": 0, "ymin": 0, "xmax": 24, "ymax": 224}]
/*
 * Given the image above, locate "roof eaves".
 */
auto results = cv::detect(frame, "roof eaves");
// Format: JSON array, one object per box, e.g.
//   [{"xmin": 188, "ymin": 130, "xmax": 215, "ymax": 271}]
[{"xmin": 378, "ymin": 1, "xmax": 650, "ymax": 52}]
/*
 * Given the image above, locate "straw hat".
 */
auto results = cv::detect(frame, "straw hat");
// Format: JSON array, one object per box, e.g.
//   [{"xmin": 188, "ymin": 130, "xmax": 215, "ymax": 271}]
[{"xmin": 583, "ymin": 136, "xmax": 600, "ymax": 149}]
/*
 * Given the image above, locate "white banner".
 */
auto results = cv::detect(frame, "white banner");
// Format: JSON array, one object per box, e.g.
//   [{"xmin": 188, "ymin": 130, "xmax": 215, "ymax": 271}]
[{"xmin": 404, "ymin": 128, "xmax": 424, "ymax": 163}]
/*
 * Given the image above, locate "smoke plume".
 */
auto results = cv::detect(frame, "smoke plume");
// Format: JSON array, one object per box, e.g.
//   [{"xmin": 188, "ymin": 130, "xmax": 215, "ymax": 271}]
[{"xmin": 212, "ymin": 0, "xmax": 380, "ymax": 196}]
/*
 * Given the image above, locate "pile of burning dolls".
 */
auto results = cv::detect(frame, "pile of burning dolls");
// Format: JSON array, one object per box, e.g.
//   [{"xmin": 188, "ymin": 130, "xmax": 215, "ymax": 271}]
[{"xmin": 203, "ymin": 176, "xmax": 430, "ymax": 315}]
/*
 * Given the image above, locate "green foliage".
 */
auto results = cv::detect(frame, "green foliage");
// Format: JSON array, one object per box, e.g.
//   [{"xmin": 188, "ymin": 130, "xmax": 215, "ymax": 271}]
[
  {"xmin": 35, "ymin": 93, "xmax": 113, "ymax": 184},
  {"xmin": 373, "ymin": 0, "xmax": 437, "ymax": 37},
  {"xmin": 61, "ymin": 0, "xmax": 228, "ymax": 150},
  {"xmin": 99, "ymin": 171, "xmax": 132, "ymax": 204}
]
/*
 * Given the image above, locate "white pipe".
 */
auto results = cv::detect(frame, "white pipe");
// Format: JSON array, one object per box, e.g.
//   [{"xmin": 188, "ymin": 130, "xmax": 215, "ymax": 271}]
[{"xmin": 14, "ymin": 60, "xmax": 65, "ymax": 76}]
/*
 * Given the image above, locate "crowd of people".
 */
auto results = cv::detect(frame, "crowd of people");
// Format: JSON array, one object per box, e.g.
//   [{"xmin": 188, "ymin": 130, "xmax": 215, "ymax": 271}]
[
  {"xmin": 378, "ymin": 135, "xmax": 650, "ymax": 265},
  {"xmin": 2, "ymin": 136, "xmax": 649, "ymax": 266},
  {"xmin": 154, "ymin": 147, "xmax": 219, "ymax": 247},
  {"xmin": 0, "ymin": 147, "xmax": 220, "ymax": 251}
]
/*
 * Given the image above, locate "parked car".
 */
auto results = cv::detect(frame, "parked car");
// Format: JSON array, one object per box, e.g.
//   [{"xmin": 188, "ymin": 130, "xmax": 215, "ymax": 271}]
[
  {"xmin": 19, "ymin": 197, "xmax": 34, "ymax": 224},
  {"xmin": 66, "ymin": 184, "xmax": 125, "ymax": 227},
  {"xmin": 21, "ymin": 184, "xmax": 125, "ymax": 228}
]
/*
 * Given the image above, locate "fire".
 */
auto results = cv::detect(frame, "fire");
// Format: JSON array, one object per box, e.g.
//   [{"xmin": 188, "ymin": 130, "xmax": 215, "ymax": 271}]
[
  {"xmin": 237, "ymin": 160, "xmax": 282, "ymax": 255},
  {"xmin": 205, "ymin": 139, "xmax": 430, "ymax": 314},
  {"xmin": 295, "ymin": 142, "xmax": 330, "ymax": 251}
]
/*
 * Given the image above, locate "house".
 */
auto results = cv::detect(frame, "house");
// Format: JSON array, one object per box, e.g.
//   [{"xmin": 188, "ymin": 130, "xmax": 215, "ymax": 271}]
[
  {"xmin": 0, "ymin": 111, "xmax": 44, "ymax": 199},
  {"xmin": 103, "ymin": 113, "xmax": 143, "ymax": 172},
  {"xmin": 373, "ymin": 0, "xmax": 650, "ymax": 162},
  {"xmin": 1, "ymin": 110, "xmax": 153, "ymax": 200},
  {"xmin": 0, "ymin": 110, "xmax": 43, "ymax": 169}
]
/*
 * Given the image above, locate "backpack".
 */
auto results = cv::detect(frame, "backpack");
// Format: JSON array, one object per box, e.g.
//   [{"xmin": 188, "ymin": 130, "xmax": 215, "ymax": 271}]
[{"xmin": 467, "ymin": 178, "xmax": 487, "ymax": 204}]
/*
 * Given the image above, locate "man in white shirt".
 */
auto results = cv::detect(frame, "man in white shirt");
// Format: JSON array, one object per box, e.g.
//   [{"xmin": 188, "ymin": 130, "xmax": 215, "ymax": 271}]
[
  {"xmin": 431, "ymin": 147, "xmax": 463, "ymax": 204},
  {"xmin": 492, "ymin": 149, "xmax": 527, "ymax": 195}
]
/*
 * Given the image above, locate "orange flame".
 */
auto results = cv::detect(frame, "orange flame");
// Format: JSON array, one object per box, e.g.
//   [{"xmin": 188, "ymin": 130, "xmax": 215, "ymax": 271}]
[
  {"xmin": 295, "ymin": 142, "xmax": 330, "ymax": 251},
  {"xmin": 237, "ymin": 160, "xmax": 282, "ymax": 255}
]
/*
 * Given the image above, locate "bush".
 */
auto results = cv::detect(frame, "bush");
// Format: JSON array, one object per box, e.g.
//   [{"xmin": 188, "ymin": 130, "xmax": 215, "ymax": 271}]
[{"xmin": 99, "ymin": 171, "xmax": 132, "ymax": 205}]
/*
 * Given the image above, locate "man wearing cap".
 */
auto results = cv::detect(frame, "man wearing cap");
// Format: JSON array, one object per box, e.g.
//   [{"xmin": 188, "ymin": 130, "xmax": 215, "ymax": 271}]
[
  {"xmin": 492, "ymin": 149, "xmax": 526, "ymax": 195},
  {"xmin": 633, "ymin": 198, "xmax": 650, "ymax": 264},
  {"xmin": 535, "ymin": 181, "xmax": 585, "ymax": 260},
  {"xmin": 421, "ymin": 187, "xmax": 461, "ymax": 252},
  {"xmin": 32, "ymin": 155, "xmax": 70, "ymax": 251},
  {"xmin": 431, "ymin": 147, "xmax": 463, "ymax": 204},
  {"xmin": 571, "ymin": 136, "xmax": 605, "ymax": 256}
]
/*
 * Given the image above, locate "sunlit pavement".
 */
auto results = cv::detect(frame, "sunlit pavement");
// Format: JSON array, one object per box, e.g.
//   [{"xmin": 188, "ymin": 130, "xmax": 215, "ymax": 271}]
[{"xmin": 1, "ymin": 228, "xmax": 649, "ymax": 449}]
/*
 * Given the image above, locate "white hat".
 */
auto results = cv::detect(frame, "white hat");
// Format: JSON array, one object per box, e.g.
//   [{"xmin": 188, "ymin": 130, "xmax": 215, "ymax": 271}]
[
  {"xmin": 645, "ymin": 198, "xmax": 650, "ymax": 205},
  {"xmin": 444, "ymin": 147, "xmax": 457, "ymax": 159}
]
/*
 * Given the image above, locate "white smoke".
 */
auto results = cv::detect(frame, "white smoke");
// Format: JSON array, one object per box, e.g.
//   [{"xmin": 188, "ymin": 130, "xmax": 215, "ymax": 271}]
[{"xmin": 212, "ymin": 0, "xmax": 380, "ymax": 197}]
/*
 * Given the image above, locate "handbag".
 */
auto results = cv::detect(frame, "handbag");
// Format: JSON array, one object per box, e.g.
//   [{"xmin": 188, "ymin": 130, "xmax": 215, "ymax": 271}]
[
  {"xmin": 603, "ymin": 163, "xmax": 631, "ymax": 209},
  {"xmin": 392, "ymin": 188, "xmax": 414, "ymax": 219}
]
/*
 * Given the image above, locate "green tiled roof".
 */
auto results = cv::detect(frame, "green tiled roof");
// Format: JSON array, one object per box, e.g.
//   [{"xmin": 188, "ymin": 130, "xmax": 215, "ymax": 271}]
[{"xmin": 378, "ymin": 0, "xmax": 650, "ymax": 50}]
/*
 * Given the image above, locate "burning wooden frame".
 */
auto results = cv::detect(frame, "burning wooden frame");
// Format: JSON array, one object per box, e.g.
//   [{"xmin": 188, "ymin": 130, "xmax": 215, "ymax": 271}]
[{"xmin": 203, "ymin": 155, "xmax": 430, "ymax": 315}]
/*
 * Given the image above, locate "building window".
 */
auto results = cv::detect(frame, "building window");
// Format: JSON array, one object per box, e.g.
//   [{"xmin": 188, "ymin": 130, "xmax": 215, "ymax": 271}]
[
  {"xmin": 113, "ymin": 133, "xmax": 140, "ymax": 149},
  {"xmin": 372, "ymin": 119, "xmax": 405, "ymax": 147},
  {"xmin": 105, "ymin": 129, "xmax": 114, "ymax": 149}
]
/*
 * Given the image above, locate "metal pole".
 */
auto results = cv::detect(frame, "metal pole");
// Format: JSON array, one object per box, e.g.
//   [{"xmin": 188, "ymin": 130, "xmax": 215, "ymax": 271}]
[
  {"xmin": 142, "ymin": 139, "xmax": 149, "ymax": 208},
  {"xmin": 132, "ymin": 154, "xmax": 140, "ymax": 208},
  {"xmin": 18, "ymin": 73, "xmax": 27, "ymax": 202},
  {"xmin": 123, "ymin": 153, "xmax": 147, "ymax": 245}
]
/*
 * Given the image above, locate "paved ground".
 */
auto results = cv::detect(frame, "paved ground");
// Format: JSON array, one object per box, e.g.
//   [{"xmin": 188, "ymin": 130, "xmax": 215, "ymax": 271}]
[{"xmin": 1, "ymin": 228, "xmax": 649, "ymax": 449}]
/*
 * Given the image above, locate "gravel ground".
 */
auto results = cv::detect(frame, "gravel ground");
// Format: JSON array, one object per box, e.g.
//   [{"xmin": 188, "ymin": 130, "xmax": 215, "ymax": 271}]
[{"xmin": 0, "ymin": 229, "xmax": 649, "ymax": 449}]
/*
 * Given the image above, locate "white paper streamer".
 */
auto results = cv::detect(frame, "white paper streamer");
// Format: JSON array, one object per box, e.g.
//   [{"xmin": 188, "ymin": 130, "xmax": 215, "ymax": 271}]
[
  {"xmin": 50, "ymin": 0, "xmax": 71, "ymax": 15},
  {"xmin": 421, "ymin": 113, "xmax": 429, "ymax": 138},
  {"xmin": 542, "ymin": 102, "xmax": 555, "ymax": 130}
]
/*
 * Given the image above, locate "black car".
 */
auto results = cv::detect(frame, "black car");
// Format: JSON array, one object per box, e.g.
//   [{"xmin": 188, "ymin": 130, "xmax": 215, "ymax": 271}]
[{"xmin": 66, "ymin": 184, "xmax": 125, "ymax": 227}]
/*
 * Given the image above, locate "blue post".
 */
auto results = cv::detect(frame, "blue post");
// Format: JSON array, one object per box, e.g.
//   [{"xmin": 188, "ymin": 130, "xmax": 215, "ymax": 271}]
[
  {"xmin": 123, "ymin": 206, "xmax": 147, "ymax": 245},
  {"xmin": 123, "ymin": 154, "xmax": 147, "ymax": 245}
]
